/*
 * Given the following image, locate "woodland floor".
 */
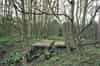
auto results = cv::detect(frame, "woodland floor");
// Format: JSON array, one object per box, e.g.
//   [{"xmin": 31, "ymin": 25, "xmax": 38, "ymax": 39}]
[{"xmin": 0, "ymin": 40, "xmax": 100, "ymax": 66}]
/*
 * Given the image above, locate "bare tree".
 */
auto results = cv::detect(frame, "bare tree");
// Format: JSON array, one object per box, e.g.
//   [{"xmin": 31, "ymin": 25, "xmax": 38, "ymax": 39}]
[
  {"xmin": 6, "ymin": 0, "xmax": 100, "ymax": 54},
  {"xmin": 31, "ymin": 0, "xmax": 100, "ymax": 54}
]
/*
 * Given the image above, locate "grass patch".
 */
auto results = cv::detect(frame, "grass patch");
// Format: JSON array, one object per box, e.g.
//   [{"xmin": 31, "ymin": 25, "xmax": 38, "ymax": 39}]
[
  {"xmin": 0, "ymin": 36, "xmax": 16, "ymax": 48},
  {"xmin": 47, "ymin": 36, "xmax": 64, "ymax": 41},
  {"xmin": 95, "ymin": 49, "xmax": 100, "ymax": 55},
  {"xmin": 32, "ymin": 34, "xmax": 43, "ymax": 41},
  {"xmin": 32, "ymin": 34, "xmax": 64, "ymax": 41}
]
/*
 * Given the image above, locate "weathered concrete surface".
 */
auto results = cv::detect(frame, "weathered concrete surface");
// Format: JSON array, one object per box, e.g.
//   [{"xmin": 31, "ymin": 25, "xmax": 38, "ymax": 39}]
[{"xmin": 32, "ymin": 40, "xmax": 65, "ymax": 47}]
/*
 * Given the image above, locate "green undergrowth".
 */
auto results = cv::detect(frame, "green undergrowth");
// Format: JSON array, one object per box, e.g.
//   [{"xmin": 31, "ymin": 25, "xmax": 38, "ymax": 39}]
[
  {"xmin": 35, "ymin": 54, "xmax": 89, "ymax": 66},
  {"xmin": 35, "ymin": 48, "xmax": 100, "ymax": 66},
  {"xmin": 0, "ymin": 35, "xmax": 16, "ymax": 48},
  {"xmin": 0, "ymin": 51, "xmax": 23, "ymax": 66}
]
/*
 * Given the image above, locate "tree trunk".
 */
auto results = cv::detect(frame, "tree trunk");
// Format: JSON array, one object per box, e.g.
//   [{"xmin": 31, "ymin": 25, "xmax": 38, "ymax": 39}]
[{"xmin": 63, "ymin": 22, "xmax": 73, "ymax": 54}]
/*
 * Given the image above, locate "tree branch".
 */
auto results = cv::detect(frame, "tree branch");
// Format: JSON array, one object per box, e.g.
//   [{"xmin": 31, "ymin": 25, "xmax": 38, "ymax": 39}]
[{"xmin": 78, "ymin": 6, "xmax": 100, "ymax": 36}]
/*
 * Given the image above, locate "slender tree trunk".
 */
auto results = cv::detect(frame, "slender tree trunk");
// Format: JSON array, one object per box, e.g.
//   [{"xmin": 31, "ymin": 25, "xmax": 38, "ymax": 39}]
[
  {"xmin": 21, "ymin": 0, "xmax": 27, "ymax": 48},
  {"xmin": 27, "ymin": 0, "xmax": 32, "ymax": 45},
  {"xmin": 63, "ymin": 22, "xmax": 72, "ymax": 54}
]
